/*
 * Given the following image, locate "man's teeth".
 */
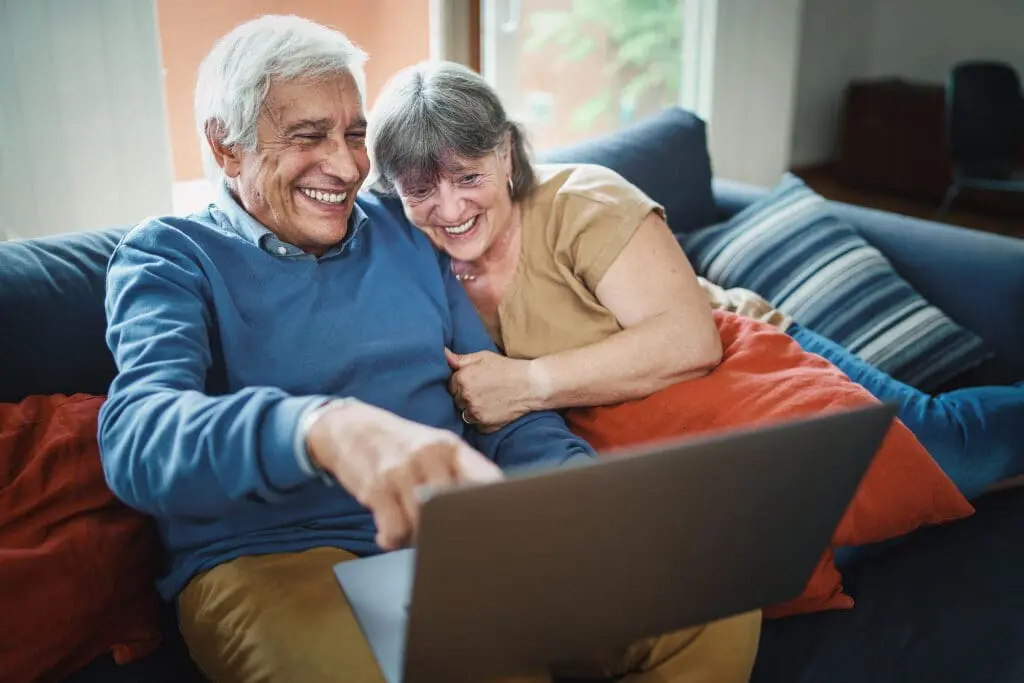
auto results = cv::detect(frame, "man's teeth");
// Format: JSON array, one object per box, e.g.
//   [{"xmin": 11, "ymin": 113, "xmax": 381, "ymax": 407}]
[
  {"xmin": 300, "ymin": 188, "xmax": 347, "ymax": 205},
  {"xmin": 444, "ymin": 217, "xmax": 476, "ymax": 235}
]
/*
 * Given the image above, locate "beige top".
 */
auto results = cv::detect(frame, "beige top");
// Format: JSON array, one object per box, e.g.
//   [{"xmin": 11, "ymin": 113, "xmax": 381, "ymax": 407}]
[{"xmin": 494, "ymin": 163, "xmax": 790, "ymax": 360}]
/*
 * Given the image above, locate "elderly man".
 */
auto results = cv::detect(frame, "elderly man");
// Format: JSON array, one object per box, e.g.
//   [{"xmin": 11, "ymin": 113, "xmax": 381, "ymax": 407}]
[{"xmin": 99, "ymin": 15, "xmax": 758, "ymax": 683}]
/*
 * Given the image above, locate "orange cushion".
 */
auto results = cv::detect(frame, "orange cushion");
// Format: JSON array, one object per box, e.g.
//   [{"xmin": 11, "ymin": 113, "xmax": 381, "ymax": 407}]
[
  {"xmin": 0, "ymin": 394, "xmax": 163, "ymax": 681},
  {"xmin": 564, "ymin": 311, "xmax": 974, "ymax": 617}
]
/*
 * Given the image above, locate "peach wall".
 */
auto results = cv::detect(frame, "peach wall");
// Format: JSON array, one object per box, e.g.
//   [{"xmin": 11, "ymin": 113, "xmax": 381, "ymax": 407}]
[
  {"xmin": 362, "ymin": 0, "xmax": 432, "ymax": 103},
  {"xmin": 155, "ymin": 0, "xmax": 430, "ymax": 181}
]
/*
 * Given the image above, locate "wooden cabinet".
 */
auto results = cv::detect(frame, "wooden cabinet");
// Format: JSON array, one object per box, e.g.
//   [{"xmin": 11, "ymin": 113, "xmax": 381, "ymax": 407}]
[{"xmin": 835, "ymin": 78, "xmax": 1024, "ymax": 216}]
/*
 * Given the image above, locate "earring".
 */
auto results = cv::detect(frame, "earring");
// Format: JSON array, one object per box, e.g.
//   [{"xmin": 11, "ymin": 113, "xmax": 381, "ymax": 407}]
[{"xmin": 507, "ymin": 175, "xmax": 514, "ymax": 196}]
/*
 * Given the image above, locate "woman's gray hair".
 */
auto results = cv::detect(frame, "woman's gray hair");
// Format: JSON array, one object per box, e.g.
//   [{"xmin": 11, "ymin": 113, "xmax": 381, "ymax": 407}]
[
  {"xmin": 194, "ymin": 15, "xmax": 369, "ymax": 186},
  {"xmin": 368, "ymin": 61, "xmax": 535, "ymax": 200}
]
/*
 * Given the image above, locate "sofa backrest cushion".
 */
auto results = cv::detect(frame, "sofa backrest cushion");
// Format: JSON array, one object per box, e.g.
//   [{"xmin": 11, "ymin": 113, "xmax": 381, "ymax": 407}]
[
  {"xmin": 539, "ymin": 107, "xmax": 717, "ymax": 234},
  {"xmin": 0, "ymin": 228, "xmax": 126, "ymax": 402}
]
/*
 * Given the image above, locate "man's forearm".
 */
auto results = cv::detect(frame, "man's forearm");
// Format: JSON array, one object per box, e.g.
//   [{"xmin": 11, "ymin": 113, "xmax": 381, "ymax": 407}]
[
  {"xmin": 472, "ymin": 410, "xmax": 596, "ymax": 471},
  {"xmin": 99, "ymin": 384, "xmax": 326, "ymax": 518}
]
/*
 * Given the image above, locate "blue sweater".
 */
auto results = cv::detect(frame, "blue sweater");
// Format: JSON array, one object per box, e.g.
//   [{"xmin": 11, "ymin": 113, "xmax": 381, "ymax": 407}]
[{"xmin": 98, "ymin": 188, "xmax": 595, "ymax": 599}]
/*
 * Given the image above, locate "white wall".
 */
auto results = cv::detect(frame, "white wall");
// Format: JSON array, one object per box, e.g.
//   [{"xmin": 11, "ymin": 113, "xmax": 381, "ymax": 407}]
[
  {"xmin": 866, "ymin": 0, "xmax": 1024, "ymax": 82},
  {"xmin": 0, "ymin": 0, "xmax": 173, "ymax": 241},
  {"xmin": 790, "ymin": 0, "xmax": 1024, "ymax": 168},
  {"xmin": 788, "ymin": 0, "xmax": 875, "ymax": 168},
  {"xmin": 706, "ymin": 0, "xmax": 806, "ymax": 187}
]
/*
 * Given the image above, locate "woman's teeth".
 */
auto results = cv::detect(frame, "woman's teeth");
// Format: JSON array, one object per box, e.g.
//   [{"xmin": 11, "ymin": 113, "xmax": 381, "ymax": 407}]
[
  {"xmin": 444, "ymin": 216, "xmax": 476, "ymax": 235},
  {"xmin": 300, "ymin": 188, "xmax": 347, "ymax": 205}
]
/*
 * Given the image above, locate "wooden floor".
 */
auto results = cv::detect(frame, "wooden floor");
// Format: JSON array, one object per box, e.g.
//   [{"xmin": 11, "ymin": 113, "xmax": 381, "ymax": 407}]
[{"xmin": 793, "ymin": 166, "xmax": 1024, "ymax": 240}]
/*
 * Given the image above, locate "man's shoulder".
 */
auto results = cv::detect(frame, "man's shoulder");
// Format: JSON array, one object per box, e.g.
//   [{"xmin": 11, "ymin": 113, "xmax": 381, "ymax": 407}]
[
  {"xmin": 114, "ymin": 210, "xmax": 245, "ymax": 268},
  {"xmin": 356, "ymin": 191, "xmax": 437, "ymax": 253},
  {"xmin": 356, "ymin": 191, "xmax": 410, "ymax": 231},
  {"xmin": 355, "ymin": 191, "xmax": 453, "ymax": 283},
  {"xmin": 117, "ymin": 210, "xmax": 223, "ymax": 254}
]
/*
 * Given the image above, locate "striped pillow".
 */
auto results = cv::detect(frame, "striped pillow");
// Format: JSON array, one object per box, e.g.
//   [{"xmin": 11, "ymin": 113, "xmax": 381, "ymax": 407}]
[{"xmin": 684, "ymin": 174, "xmax": 992, "ymax": 391}]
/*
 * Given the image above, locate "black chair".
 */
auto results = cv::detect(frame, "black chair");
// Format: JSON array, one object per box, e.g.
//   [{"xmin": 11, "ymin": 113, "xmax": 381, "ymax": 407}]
[{"xmin": 939, "ymin": 61, "xmax": 1024, "ymax": 214}]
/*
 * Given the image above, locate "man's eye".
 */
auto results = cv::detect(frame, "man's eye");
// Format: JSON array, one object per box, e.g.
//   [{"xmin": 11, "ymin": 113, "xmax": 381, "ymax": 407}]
[
  {"xmin": 296, "ymin": 133, "xmax": 324, "ymax": 141},
  {"xmin": 347, "ymin": 132, "xmax": 367, "ymax": 144}
]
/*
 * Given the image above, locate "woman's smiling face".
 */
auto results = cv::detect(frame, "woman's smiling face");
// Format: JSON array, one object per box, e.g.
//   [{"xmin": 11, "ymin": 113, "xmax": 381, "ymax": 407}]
[{"xmin": 395, "ymin": 149, "xmax": 515, "ymax": 263}]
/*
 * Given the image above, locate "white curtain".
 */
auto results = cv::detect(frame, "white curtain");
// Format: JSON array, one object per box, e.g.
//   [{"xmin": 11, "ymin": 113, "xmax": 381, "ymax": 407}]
[
  {"xmin": 0, "ymin": 0, "xmax": 173, "ymax": 241},
  {"xmin": 706, "ymin": 0, "xmax": 806, "ymax": 187}
]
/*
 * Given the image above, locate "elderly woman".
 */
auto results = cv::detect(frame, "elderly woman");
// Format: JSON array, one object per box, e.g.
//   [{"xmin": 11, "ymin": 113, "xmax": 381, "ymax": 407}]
[
  {"xmin": 368, "ymin": 61, "xmax": 1023, "ymax": 501},
  {"xmin": 369, "ymin": 62, "xmax": 722, "ymax": 431}
]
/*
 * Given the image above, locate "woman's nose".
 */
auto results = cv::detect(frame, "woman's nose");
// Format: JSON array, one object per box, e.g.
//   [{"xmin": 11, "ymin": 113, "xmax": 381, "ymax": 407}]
[{"xmin": 434, "ymin": 185, "xmax": 466, "ymax": 224}]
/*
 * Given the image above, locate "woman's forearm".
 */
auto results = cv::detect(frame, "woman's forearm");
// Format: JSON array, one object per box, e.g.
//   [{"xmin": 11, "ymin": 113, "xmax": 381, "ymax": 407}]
[{"xmin": 527, "ymin": 312, "xmax": 722, "ymax": 411}]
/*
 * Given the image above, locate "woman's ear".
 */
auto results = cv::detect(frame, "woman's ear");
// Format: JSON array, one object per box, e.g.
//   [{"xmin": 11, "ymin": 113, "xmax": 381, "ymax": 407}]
[
  {"xmin": 205, "ymin": 119, "xmax": 242, "ymax": 179},
  {"xmin": 501, "ymin": 130, "xmax": 515, "ymax": 174}
]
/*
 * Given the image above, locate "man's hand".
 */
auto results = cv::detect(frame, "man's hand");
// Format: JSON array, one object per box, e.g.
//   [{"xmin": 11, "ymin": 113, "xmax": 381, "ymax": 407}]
[
  {"xmin": 446, "ymin": 348, "xmax": 547, "ymax": 433},
  {"xmin": 306, "ymin": 400, "xmax": 503, "ymax": 550}
]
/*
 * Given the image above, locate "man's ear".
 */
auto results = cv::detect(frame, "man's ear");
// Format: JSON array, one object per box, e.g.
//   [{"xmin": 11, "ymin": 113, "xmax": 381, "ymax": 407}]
[{"xmin": 205, "ymin": 119, "xmax": 242, "ymax": 179}]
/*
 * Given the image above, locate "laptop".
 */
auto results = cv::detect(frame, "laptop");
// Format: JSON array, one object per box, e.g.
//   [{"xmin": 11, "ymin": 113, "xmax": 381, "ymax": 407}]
[{"xmin": 335, "ymin": 403, "xmax": 897, "ymax": 683}]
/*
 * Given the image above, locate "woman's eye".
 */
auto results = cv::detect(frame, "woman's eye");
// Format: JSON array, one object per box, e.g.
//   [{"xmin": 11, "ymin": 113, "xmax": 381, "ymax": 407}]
[{"xmin": 459, "ymin": 174, "xmax": 480, "ymax": 185}]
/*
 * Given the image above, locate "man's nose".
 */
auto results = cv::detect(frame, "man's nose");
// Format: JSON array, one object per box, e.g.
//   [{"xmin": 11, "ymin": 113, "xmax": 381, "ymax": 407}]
[{"xmin": 322, "ymin": 138, "xmax": 360, "ymax": 184}]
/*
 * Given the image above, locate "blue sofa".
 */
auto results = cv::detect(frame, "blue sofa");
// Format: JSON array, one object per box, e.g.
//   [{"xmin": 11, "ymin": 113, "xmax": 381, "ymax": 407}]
[{"xmin": 2, "ymin": 107, "xmax": 1022, "ymax": 683}]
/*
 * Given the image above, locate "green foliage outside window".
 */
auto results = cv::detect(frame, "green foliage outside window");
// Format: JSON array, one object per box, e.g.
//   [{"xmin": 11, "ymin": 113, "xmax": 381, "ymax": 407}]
[{"xmin": 524, "ymin": 0, "xmax": 683, "ymax": 132}]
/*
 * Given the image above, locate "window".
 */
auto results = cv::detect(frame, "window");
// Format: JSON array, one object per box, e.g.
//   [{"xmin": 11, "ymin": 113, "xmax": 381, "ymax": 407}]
[{"xmin": 481, "ymin": 0, "xmax": 703, "ymax": 152}]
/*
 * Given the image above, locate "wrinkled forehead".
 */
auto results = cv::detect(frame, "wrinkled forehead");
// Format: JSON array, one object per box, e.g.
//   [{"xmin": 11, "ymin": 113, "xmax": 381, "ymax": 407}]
[{"xmin": 262, "ymin": 73, "xmax": 365, "ymax": 129}]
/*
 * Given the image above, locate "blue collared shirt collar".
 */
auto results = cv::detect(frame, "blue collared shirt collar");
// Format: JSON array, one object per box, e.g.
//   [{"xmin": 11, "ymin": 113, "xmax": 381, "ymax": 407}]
[{"xmin": 212, "ymin": 182, "xmax": 368, "ymax": 260}]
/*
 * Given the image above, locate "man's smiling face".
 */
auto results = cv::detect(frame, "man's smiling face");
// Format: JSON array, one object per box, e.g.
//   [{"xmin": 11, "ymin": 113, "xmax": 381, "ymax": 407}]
[{"xmin": 217, "ymin": 71, "xmax": 370, "ymax": 256}]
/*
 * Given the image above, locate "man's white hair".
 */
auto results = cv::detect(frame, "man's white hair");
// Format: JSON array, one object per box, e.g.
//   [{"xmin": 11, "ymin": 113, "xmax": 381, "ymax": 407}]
[{"xmin": 194, "ymin": 14, "xmax": 369, "ymax": 186}]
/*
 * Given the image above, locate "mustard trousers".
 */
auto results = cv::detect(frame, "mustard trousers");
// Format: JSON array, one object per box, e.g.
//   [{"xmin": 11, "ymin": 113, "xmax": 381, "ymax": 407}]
[{"xmin": 178, "ymin": 547, "xmax": 761, "ymax": 683}]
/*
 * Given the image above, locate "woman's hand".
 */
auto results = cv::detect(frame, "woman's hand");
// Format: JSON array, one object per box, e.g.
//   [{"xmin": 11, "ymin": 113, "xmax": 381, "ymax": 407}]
[{"xmin": 445, "ymin": 348, "xmax": 546, "ymax": 433}]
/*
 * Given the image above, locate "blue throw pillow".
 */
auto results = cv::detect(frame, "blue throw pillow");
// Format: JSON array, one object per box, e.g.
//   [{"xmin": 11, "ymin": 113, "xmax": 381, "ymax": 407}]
[{"xmin": 684, "ymin": 174, "xmax": 992, "ymax": 391}]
